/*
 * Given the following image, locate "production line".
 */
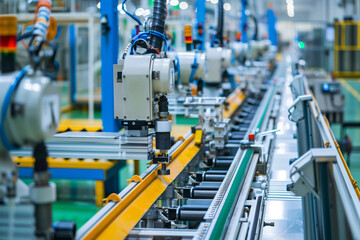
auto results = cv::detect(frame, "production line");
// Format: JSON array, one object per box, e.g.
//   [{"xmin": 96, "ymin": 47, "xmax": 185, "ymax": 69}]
[{"xmin": 1, "ymin": 0, "xmax": 360, "ymax": 240}]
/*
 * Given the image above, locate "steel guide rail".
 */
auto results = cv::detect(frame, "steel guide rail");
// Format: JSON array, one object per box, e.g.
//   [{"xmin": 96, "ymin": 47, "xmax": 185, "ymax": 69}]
[
  {"xmin": 196, "ymin": 83, "xmax": 278, "ymax": 239},
  {"xmin": 224, "ymin": 86, "xmax": 282, "ymax": 239}
]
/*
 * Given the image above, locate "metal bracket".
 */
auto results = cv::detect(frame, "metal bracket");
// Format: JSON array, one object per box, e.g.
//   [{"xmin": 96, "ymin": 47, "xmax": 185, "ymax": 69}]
[
  {"xmin": 289, "ymin": 148, "xmax": 337, "ymax": 197},
  {"xmin": 102, "ymin": 193, "xmax": 122, "ymax": 206},
  {"xmin": 126, "ymin": 175, "xmax": 143, "ymax": 185},
  {"xmin": 288, "ymin": 95, "xmax": 312, "ymax": 122},
  {"xmin": 240, "ymin": 129, "xmax": 280, "ymax": 155},
  {"xmin": 255, "ymin": 129, "xmax": 280, "ymax": 142}
]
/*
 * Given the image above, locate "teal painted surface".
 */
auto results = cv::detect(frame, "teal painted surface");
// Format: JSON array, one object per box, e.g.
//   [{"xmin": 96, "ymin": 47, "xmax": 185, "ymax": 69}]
[
  {"xmin": 334, "ymin": 80, "xmax": 360, "ymax": 184},
  {"xmin": 175, "ymin": 115, "xmax": 199, "ymax": 125}
]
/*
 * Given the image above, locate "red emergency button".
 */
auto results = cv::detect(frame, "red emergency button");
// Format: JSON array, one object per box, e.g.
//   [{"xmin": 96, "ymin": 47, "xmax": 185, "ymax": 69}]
[{"xmin": 248, "ymin": 133, "xmax": 255, "ymax": 141}]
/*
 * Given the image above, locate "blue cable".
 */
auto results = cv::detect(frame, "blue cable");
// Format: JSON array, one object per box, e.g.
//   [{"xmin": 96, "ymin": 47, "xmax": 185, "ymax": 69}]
[
  {"xmin": 169, "ymin": 46, "xmax": 181, "ymax": 85},
  {"xmin": 129, "ymin": 31, "xmax": 168, "ymax": 55},
  {"xmin": 189, "ymin": 51, "xmax": 198, "ymax": 83},
  {"xmin": 175, "ymin": 54, "xmax": 180, "ymax": 85},
  {"xmin": 129, "ymin": 32, "xmax": 149, "ymax": 55},
  {"xmin": 0, "ymin": 65, "xmax": 31, "ymax": 150},
  {"xmin": 122, "ymin": 0, "xmax": 142, "ymax": 26},
  {"xmin": 148, "ymin": 30, "xmax": 168, "ymax": 52}
]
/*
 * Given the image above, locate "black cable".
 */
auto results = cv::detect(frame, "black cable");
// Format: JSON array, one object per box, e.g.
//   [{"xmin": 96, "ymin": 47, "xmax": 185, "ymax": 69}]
[
  {"xmin": 216, "ymin": 0, "xmax": 224, "ymax": 46},
  {"xmin": 17, "ymin": 31, "xmax": 34, "ymax": 42},
  {"xmin": 149, "ymin": 0, "xmax": 167, "ymax": 51},
  {"xmin": 249, "ymin": 14, "xmax": 258, "ymax": 40},
  {"xmin": 33, "ymin": 142, "xmax": 48, "ymax": 172}
]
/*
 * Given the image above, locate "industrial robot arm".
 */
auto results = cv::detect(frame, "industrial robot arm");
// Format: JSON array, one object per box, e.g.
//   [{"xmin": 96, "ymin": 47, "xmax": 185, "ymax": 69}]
[
  {"xmin": 0, "ymin": 1, "xmax": 66, "ymax": 238},
  {"xmin": 114, "ymin": 0, "xmax": 175, "ymax": 175}
]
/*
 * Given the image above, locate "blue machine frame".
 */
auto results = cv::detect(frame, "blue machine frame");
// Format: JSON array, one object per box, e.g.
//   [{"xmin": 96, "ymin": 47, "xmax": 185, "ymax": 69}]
[
  {"xmin": 100, "ymin": 0, "xmax": 121, "ymax": 132},
  {"xmin": 267, "ymin": 7, "xmax": 277, "ymax": 46},
  {"xmin": 69, "ymin": 24, "xmax": 77, "ymax": 104},
  {"xmin": 240, "ymin": 0, "xmax": 248, "ymax": 43},
  {"xmin": 195, "ymin": 0, "xmax": 206, "ymax": 51}
]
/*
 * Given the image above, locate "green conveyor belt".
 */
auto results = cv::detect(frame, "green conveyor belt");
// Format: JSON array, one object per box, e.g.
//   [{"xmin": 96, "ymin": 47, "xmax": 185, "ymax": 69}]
[
  {"xmin": 209, "ymin": 85, "xmax": 276, "ymax": 239},
  {"xmin": 209, "ymin": 149, "xmax": 254, "ymax": 240}
]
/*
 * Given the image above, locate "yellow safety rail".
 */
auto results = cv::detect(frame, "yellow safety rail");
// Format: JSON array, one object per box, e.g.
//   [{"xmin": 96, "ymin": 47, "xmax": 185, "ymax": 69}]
[
  {"xmin": 306, "ymin": 88, "xmax": 360, "ymax": 199},
  {"xmin": 224, "ymin": 88, "xmax": 246, "ymax": 118},
  {"xmin": 323, "ymin": 116, "xmax": 360, "ymax": 199},
  {"xmin": 82, "ymin": 134, "xmax": 200, "ymax": 239},
  {"xmin": 57, "ymin": 119, "xmax": 103, "ymax": 132}
]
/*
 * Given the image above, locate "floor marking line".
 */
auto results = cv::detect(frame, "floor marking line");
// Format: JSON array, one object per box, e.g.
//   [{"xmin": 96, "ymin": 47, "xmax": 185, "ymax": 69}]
[{"xmin": 339, "ymin": 79, "xmax": 360, "ymax": 102}]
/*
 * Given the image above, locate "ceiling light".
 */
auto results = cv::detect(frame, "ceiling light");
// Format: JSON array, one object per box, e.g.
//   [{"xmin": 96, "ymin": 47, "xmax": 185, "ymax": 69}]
[
  {"xmin": 223, "ymin": 3, "xmax": 231, "ymax": 11},
  {"xmin": 179, "ymin": 2, "xmax": 188, "ymax": 10},
  {"xmin": 143, "ymin": 9, "xmax": 151, "ymax": 16},
  {"xmin": 97, "ymin": 2, "xmax": 100, "ymax": 9},
  {"xmin": 135, "ymin": 8, "xmax": 144, "ymax": 16},
  {"xmin": 286, "ymin": 0, "xmax": 295, "ymax": 18},
  {"xmin": 210, "ymin": 0, "xmax": 218, "ymax": 4},
  {"xmin": 170, "ymin": 0, "xmax": 179, "ymax": 6}
]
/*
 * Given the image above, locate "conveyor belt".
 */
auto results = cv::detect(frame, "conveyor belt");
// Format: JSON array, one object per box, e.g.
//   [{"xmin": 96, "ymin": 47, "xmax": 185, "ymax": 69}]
[{"xmin": 201, "ymin": 85, "xmax": 276, "ymax": 239}]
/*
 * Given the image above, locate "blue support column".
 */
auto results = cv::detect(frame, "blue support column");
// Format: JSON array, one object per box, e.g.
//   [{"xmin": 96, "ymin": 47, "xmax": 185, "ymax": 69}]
[
  {"xmin": 267, "ymin": 7, "xmax": 278, "ymax": 46},
  {"xmin": 195, "ymin": 0, "xmax": 206, "ymax": 51},
  {"xmin": 240, "ymin": 0, "xmax": 248, "ymax": 43},
  {"xmin": 69, "ymin": 25, "xmax": 76, "ymax": 104},
  {"xmin": 100, "ymin": 0, "xmax": 121, "ymax": 132}
]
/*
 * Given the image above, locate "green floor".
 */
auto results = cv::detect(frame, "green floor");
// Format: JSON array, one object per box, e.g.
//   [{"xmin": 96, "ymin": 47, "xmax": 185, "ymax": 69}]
[
  {"xmin": 20, "ymin": 80, "xmax": 360, "ymax": 229},
  {"xmin": 53, "ymin": 201, "xmax": 101, "ymax": 227},
  {"xmin": 61, "ymin": 109, "xmax": 102, "ymax": 119}
]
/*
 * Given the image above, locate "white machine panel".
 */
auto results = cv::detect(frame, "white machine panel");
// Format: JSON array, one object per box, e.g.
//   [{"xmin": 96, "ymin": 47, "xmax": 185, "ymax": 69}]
[
  {"xmin": 168, "ymin": 52, "xmax": 206, "ymax": 85},
  {"xmin": 114, "ymin": 55, "xmax": 154, "ymax": 121}
]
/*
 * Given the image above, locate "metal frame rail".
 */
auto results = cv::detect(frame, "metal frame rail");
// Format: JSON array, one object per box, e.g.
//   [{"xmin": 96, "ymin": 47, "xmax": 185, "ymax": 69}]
[{"xmin": 289, "ymin": 70, "xmax": 360, "ymax": 240}]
